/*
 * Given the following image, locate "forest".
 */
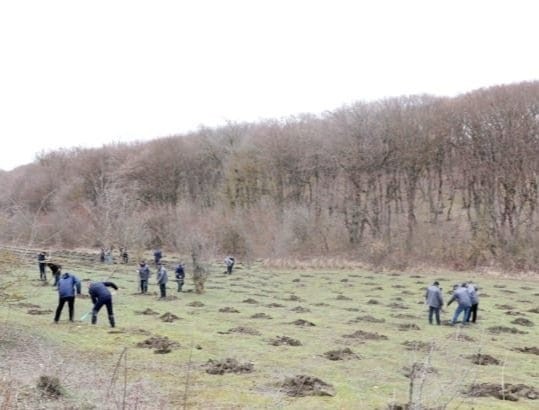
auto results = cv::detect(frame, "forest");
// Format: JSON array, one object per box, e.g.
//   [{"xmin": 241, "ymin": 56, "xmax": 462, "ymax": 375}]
[{"xmin": 1, "ymin": 81, "xmax": 538, "ymax": 271}]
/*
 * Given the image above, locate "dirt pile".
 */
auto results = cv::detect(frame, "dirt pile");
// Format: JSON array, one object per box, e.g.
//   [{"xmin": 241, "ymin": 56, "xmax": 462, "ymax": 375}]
[
  {"xmin": 513, "ymin": 346, "xmax": 539, "ymax": 355},
  {"xmin": 242, "ymin": 298, "xmax": 258, "ymax": 304},
  {"xmin": 136, "ymin": 336, "xmax": 180, "ymax": 354},
  {"xmin": 468, "ymin": 354, "xmax": 501, "ymax": 365},
  {"xmin": 204, "ymin": 358, "xmax": 254, "ymax": 375},
  {"xmin": 290, "ymin": 319, "xmax": 315, "ymax": 326},
  {"xmin": 279, "ymin": 375, "xmax": 335, "ymax": 397},
  {"xmin": 251, "ymin": 312, "xmax": 272, "ymax": 319},
  {"xmin": 323, "ymin": 348, "xmax": 360, "ymax": 361},
  {"xmin": 269, "ymin": 336, "xmax": 302, "ymax": 346},
  {"xmin": 488, "ymin": 326, "xmax": 528, "ymax": 334},
  {"xmin": 465, "ymin": 383, "xmax": 538, "ymax": 401},
  {"xmin": 511, "ymin": 318, "xmax": 534, "ymax": 327},
  {"xmin": 219, "ymin": 327, "xmax": 261, "ymax": 336},
  {"xmin": 160, "ymin": 312, "xmax": 181, "ymax": 322},
  {"xmin": 343, "ymin": 330, "xmax": 388, "ymax": 340},
  {"xmin": 219, "ymin": 307, "xmax": 240, "ymax": 313},
  {"xmin": 135, "ymin": 308, "xmax": 159, "ymax": 315}
]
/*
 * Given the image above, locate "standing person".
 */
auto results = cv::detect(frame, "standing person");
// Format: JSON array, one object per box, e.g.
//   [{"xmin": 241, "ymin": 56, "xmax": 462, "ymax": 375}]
[
  {"xmin": 38, "ymin": 251, "xmax": 47, "ymax": 281},
  {"xmin": 53, "ymin": 271, "xmax": 81, "ymax": 323},
  {"xmin": 154, "ymin": 248, "xmax": 162, "ymax": 266},
  {"xmin": 224, "ymin": 256, "xmax": 235, "ymax": 275},
  {"xmin": 447, "ymin": 283, "xmax": 472, "ymax": 325},
  {"xmin": 425, "ymin": 281, "xmax": 444, "ymax": 325},
  {"xmin": 466, "ymin": 283, "xmax": 479, "ymax": 323},
  {"xmin": 88, "ymin": 280, "xmax": 118, "ymax": 328},
  {"xmin": 122, "ymin": 248, "xmax": 129, "ymax": 264},
  {"xmin": 156, "ymin": 262, "xmax": 168, "ymax": 299},
  {"xmin": 48, "ymin": 262, "xmax": 62, "ymax": 288},
  {"xmin": 99, "ymin": 248, "xmax": 105, "ymax": 263},
  {"xmin": 138, "ymin": 260, "xmax": 151, "ymax": 294},
  {"xmin": 175, "ymin": 262, "xmax": 185, "ymax": 292}
]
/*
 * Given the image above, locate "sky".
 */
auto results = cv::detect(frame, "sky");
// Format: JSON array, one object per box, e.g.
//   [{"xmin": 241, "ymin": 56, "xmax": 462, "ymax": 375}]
[{"xmin": 0, "ymin": 0, "xmax": 538, "ymax": 171}]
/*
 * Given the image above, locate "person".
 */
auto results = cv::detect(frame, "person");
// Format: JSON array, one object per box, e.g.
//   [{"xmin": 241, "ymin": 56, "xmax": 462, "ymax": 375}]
[
  {"xmin": 48, "ymin": 262, "xmax": 62, "ymax": 287},
  {"xmin": 175, "ymin": 262, "xmax": 185, "ymax": 292},
  {"xmin": 466, "ymin": 283, "xmax": 479, "ymax": 323},
  {"xmin": 138, "ymin": 260, "xmax": 151, "ymax": 294},
  {"xmin": 156, "ymin": 262, "xmax": 168, "ymax": 299},
  {"xmin": 447, "ymin": 283, "xmax": 472, "ymax": 325},
  {"xmin": 122, "ymin": 248, "xmax": 129, "ymax": 264},
  {"xmin": 425, "ymin": 281, "xmax": 444, "ymax": 325},
  {"xmin": 99, "ymin": 248, "xmax": 105, "ymax": 263},
  {"xmin": 224, "ymin": 256, "xmax": 235, "ymax": 275},
  {"xmin": 38, "ymin": 251, "xmax": 47, "ymax": 281},
  {"xmin": 88, "ymin": 280, "xmax": 118, "ymax": 328},
  {"xmin": 53, "ymin": 271, "xmax": 81, "ymax": 323},
  {"xmin": 105, "ymin": 248, "xmax": 113, "ymax": 264},
  {"xmin": 154, "ymin": 248, "xmax": 162, "ymax": 266}
]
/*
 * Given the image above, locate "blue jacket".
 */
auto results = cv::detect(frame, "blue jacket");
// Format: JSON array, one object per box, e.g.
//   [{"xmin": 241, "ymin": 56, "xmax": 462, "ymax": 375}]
[
  {"xmin": 138, "ymin": 264, "xmax": 150, "ymax": 280},
  {"xmin": 58, "ymin": 273, "xmax": 81, "ymax": 297},
  {"xmin": 89, "ymin": 281, "xmax": 118, "ymax": 304},
  {"xmin": 425, "ymin": 285, "xmax": 443, "ymax": 308},
  {"xmin": 448, "ymin": 286, "xmax": 472, "ymax": 307}
]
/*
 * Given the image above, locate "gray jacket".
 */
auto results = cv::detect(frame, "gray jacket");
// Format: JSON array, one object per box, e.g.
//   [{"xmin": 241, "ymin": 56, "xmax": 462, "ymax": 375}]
[
  {"xmin": 425, "ymin": 285, "xmax": 443, "ymax": 308},
  {"xmin": 138, "ymin": 264, "xmax": 150, "ymax": 281},
  {"xmin": 157, "ymin": 266, "xmax": 168, "ymax": 285},
  {"xmin": 448, "ymin": 286, "xmax": 472, "ymax": 307},
  {"xmin": 467, "ymin": 284, "xmax": 479, "ymax": 304}
]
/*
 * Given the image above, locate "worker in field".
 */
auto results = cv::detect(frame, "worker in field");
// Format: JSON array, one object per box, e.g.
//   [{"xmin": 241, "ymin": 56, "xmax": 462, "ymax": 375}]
[
  {"xmin": 88, "ymin": 280, "xmax": 118, "ymax": 328},
  {"xmin": 175, "ymin": 262, "xmax": 185, "ymax": 292},
  {"xmin": 224, "ymin": 255, "xmax": 235, "ymax": 275},
  {"xmin": 138, "ymin": 260, "xmax": 151, "ymax": 294},
  {"xmin": 47, "ymin": 262, "xmax": 62, "ymax": 288},
  {"xmin": 156, "ymin": 262, "xmax": 168, "ymax": 299},
  {"xmin": 425, "ymin": 281, "xmax": 443, "ymax": 325},
  {"xmin": 447, "ymin": 283, "xmax": 472, "ymax": 325},
  {"xmin": 465, "ymin": 282, "xmax": 479, "ymax": 323},
  {"xmin": 53, "ymin": 271, "xmax": 81, "ymax": 323},
  {"xmin": 38, "ymin": 251, "xmax": 47, "ymax": 281}
]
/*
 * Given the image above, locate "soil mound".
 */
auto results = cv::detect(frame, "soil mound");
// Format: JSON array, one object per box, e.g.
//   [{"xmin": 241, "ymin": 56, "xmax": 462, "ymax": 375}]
[
  {"xmin": 488, "ymin": 326, "xmax": 528, "ymax": 335},
  {"xmin": 323, "ymin": 348, "xmax": 360, "ymax": 361},
  {"xmin": 511, "ymin": 318, "xmax": 534, "ymax": 327},
  {"xmin": 336, "ymin": 294, "xmax": 352, "ymax": 301},
  {"xmin": 160, "ymin": 312, "xmax": 181, "ymax": 322},
  {"xmin": 219, "ymin": 327, "xmax": 261, "ymax": 336},
  {"xmin": 528, "ymin": 307, "xmax": 539, "ymax": 314},
  {"xmin": 284, "ymin": 295, "xmax": 303, "ymax": 302},
  {"xmin": 465, "ymin": 383, "xmax": 538, "ymax": 401},
  {"xmin": 266, "ymin": 303, "xmax": 285, "ymax": 308},
  {"xmin": 136, "ymin": 336, "xmax": 180, "ymax": 354},
  {"xmin": 291, "ymin": 306, "xmax": 311, "ymax": 313},
  {"xmin": 398, "ymin": 323, "xmax": 421, "ymax": 331},
  {"xmin": 135, "ymin": 308, "xmax": 160, "ymax": 315},
  {"xmin": 367, "ymin": 299, "xmax": 380, "ymax": 305},
  {"xmin": 204, "ymin": 358, "xmax": 254, "ymax": 375},
  {"xmin": 251, "ymin": 312, "xmax": 272, "ymax": 319},
  {"xmin": 279, "ymin": 375, "xmax": 335, "ymax": 397},
  {"xmin": 188, "ymin": 301, "xmax": 205, "ymax": 307},
  {"xmin": 219, "ymin": 307, "xmax": 240, "ymax": 313},
  {"xmin": 343, "ymin": 330, "xmax": 388, "ymax": 340},
  {"xmin": 27, "ymin": 308, "xmax": 53, "ymax": 315},
  {"xmin": 513, "ymin": 346, "xmax": 539, "ymax": 355},
  {"xmin": 291, "ymin": 319, "xmax": 315, "ymax": 326},
  {"xmin": 468, "ymin": 353, "xmax": 501, "ymax": 365},
  {"xmin": 242, "ymin": 298, "xmax": 258, "ymax": 304},
  {"xmin": 269, "ymin": 336, "xmax": 302, "ymax": 346}
]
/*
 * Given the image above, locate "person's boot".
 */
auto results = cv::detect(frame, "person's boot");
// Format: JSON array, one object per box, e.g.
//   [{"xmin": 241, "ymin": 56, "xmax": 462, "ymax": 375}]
[
  {"xmin": 108, "ymin": 315, "xmax": 115, "ymax": 328},
  {"xmin": 91, "ymin": 313, "xmax": 97, "ymax": 325}
]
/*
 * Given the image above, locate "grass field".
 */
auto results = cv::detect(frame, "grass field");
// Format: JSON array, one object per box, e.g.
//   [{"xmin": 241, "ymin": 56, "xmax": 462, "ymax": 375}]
[{"xmin": 1, "ymin": 258, "xmax": 538, "ymax": 409}]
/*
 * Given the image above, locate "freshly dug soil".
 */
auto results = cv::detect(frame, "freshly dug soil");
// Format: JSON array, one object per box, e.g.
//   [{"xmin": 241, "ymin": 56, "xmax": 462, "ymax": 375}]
[
  {"xmin": 343, "ymin": 330, "xmax": 388, "ymax": 340},
  {"xmin": 290, "ymin": 319, "xmax": 315, "ymax": 326},
  {"xmin": 468, "ymin": 353, "xmax": 501, "ymax": 365},
  {"xmin": 465, "ymin": 382, "xmax": 538, "ymax": 401},
  {"xmin": 160, "ymin": 312, "xmax": 180, "ymax": 322},
  {"xmin": 136, "ymin": 336, "xmax": 180, "ymax": 354},
  {"xmin": 279, "ymin": 375, "xmax": 335, "ymax": 397},
  {"xmin": 511, "ymin": 318, "xmax": 534, "ymax": 327},
  {"xmin": 204, "ymin": 358, "xmax": 254, "ymax": 375},
  {"xmin": 323, "ymin": 348, "xmax": 360, "ymax": 361},
  {"xmin": 269, "ymin": 336, "xmax": 302, "ymax": 346},
  {"xmin": 219, "ymin": 307, "xmax": 240, "ymax": 313},
  {"xmin": 242, "ymin": 298, "xmax": 258, "ymax": 304}
]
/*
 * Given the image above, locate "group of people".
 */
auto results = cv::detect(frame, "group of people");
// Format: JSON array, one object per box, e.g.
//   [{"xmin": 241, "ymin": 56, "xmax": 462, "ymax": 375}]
[
  {"xmin": 100, "ymin": 247, "xmax": 129, "ymax": 264},
  {"xmin": 39, "ymin": 250, "xmax": 237, "ymax": 327},
  {"xmin": 425, "ymin": 281, "xmax": 479, "ymax": 325}
]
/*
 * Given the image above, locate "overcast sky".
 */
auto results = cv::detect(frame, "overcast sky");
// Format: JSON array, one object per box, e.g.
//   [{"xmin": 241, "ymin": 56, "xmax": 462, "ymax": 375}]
[{"xmin": 1, "ymin": 0, "xmax": 538, "ymax": 171}]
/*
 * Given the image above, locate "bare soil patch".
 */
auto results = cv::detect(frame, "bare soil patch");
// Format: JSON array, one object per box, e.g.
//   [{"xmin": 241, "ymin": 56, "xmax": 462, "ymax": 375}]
[
  {"xmin": 290, "ymin": 319, "xmax": 315, "ymax": 326},
  {"xmin": 343, "ymin": 330, "xmax": 388, "ymax": 340},
  {"xmin": 204, "ymin": 358, "xmax": 254, "ymax": 375},
  {"xmin": 513, "ymin": 346, "xmax": 539, "ymax": 355},
  {"xmin": 251, "ymin": 312, "xmax": 272, "ymax": 319},
  {"xmin": 218, "ymin": 326, "xmax": 261, "ymax": 336},
  {"xmin": 219, "ymin": 307, "xmax": 240, "ymax": 313},
  {"xmin": 290, "ymin": 306, "xmax": 311, "ymax": 313},
  {"xmin": 336, "ymin": 294, "xmax": 352, "ymax": 301},
  {"xmin": 465, "ymin": 383, "xmax": 538, "ymax": 401},
  {"xmin": 135, "ymin": 308, "xmax": 160, "ymax": 315},
  {"xmin": 27, "ymin": 308, "xmax": 53, "ymax": 315},
  {"xmin": 269, "ymin": 336, "xmax": 302, "ymax": 346},
  {"xmin": 367, "ymin": 299, "xmax": 380, "ymax": 305},
  {"xmin": 468, "ymin": 353, "xmax": 501, "ymax": 365},
  {"xmin": 278, "ymin": 375, "xmax": 335, "ymax": 397},
  {"xmin": 242, "ymin": 298, "xmax": 258, "ymax": 304},
  {"xmin": 187, "ymin": 301, "xmax": 205, "ymax": 307},
  {"xmin": 323, "ymin": 348, "xmax": 360, "ymax": 361},
  {"xmin": 398, "ymin": 323, "xmax": 421, "ymax": 331},
  {"xmin": 160, "ymin": 312, "xmax": 181, "ymax": 322},
  {"xmin": 348, "ymin": 315, "xmax": 385, "ymax": 324},
  {"xmin": 511, "ymin": 318, "xmax": 534, "ymax": 327},
  {"xmin": 488, "ymin": 326, "xmax": 528, "ymax": 335},
  {"xmin": 136, "ymin": 336, "xmax": 180, "ymax": 354},
  {"xmin": 266, "ymin": 303, "xmax": 285, "ymax": 308}
]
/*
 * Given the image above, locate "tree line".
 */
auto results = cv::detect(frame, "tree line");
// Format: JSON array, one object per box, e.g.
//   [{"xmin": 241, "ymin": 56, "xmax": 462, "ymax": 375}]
[{"xmin": 1, "ymin": 81, "xmax": 538, "ymax": 271}]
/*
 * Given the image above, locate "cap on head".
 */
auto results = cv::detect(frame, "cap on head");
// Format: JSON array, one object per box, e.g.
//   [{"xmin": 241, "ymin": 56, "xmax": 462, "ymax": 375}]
[{"xmin": 433, "ymin": 281, "xmax": 439, "ymax": 286}]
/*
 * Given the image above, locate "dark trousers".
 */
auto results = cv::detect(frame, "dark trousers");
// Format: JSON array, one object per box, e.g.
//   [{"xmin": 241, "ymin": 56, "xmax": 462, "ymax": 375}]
[
  {"xmin": 140, "ymin": 279, "xmax": 148, "ymax": 294},
  {"xmin": 159, "ymin": 283, "xmax": 166, "ymax": 298},
  {"xmin": 227, "ymin": 264, "xmax": 233, "ymax": 274},
  {"xmin": 39, "ymin": 263, "xmax": 46, "ymax": 280},
  {"xmin": 176, "ymin": 279, "xmax": 184, "ymax": 292},
  {"xmin": 467, "ymin": 303, "xmax": 478, "ymax": 323},
  {"xmin": 428, "ymin": 306, "xmax": 441, "ymax": 325},
  {"xmin": 54, "ymin": 296, "xmax": 75, "ymax": 322},
  {"xmin": 92, "ymin": 297, "xmax": 115, "ymax": 327},
  {"xmin": 52, "ymin": 273, "xmax": 60, "ymax": 287}
]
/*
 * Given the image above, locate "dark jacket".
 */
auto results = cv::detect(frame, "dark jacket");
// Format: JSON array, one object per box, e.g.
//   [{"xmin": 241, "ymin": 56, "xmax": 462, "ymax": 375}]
[
  {"xmin": 448, "ymin": 286, "xmax": 472, "ymax": 307},
  {"xmin": 138, "ymin": 264, "xmax": 150, "ymax": 280},
  {"xmin": 48, "ymin": 263, "xmax": 61, "ymax": 275},
  {"xmin": 38, "ymin": 253, "xmax": 46, "ymax": 263},
  {"xmin": 425, "ymin": 285, "xmax": 443, "ymax": 308},
  {"xmin": 58, "ymin": 273, "xmax": 81, "ymax": 298},
  {"xmin": 175, "ymin": 264, "xmax": 185, "ymax": 280},
  {"xmin": 467, "ymin": 284, "xmax": 479, "ymax": 304},
  {"xmin": 89, "ymin": 281, "xmax": 118, "ymax": 304}
]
